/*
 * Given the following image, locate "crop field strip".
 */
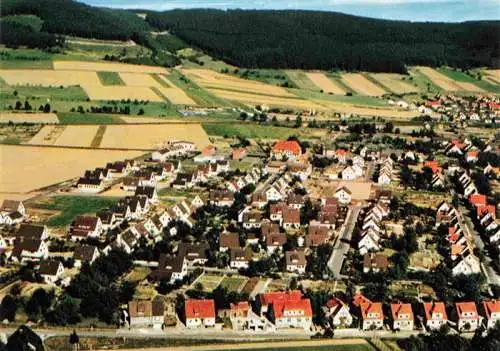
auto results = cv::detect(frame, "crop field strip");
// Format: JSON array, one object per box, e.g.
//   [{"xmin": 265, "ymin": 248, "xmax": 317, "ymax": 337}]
[
  {"xmin": 415, "ymin": 66, "xmax": 485, "ymax": 92},
  {"xmin": 53, "ymin": 60, "xmax": 169, "ymax": 74},
  {"xmin": 90, "ymin": 125, "xmax": 107, "ymax": 148},
  {"xmin": 53, "ymin": 125, "xmax": 100, "ymax": 147},
  {"xmin": 97, "ymin": 71, "xmax": 125, "ymax": 86},
  {"xmin": 0, "ymin": 112, "xmax": 59, "ymax": 124},
  {"xmin": 285, "ymin": 70, "xmax": 320, "ymax": 90},
  {"xmin": 305, "ymin": 72, "xmax": 345, "ymax": 94},
  {"xmin": 340, "ymin": 73, "xmax": 388, "ymax": 96},
  {"xmin": 368, "ymin": 73, "xmax": 420, "ymax": 94}
]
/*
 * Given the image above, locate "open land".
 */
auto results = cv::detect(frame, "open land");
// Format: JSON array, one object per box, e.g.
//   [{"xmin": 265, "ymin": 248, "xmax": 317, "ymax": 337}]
[
  {"xmin": 0, "ymin": 112, "xmax": 59, "ymax": 124},
  {"xmin": 369, "ymin": 73, "xmax": 419, "ymax": 94},
  {"xmin": 415, "ymin": 66, "xmax": 484, "ymax": 92},
  {"xmin": 305, "ymin": 72, "xmax": 345, "ymax": 94},
  {"xmin": 99, "ymin": 124, "xmax": 211, "ymax": 150},
  {"xmin": 53, "ymin": 60, "xmax": 169, "ymax": 74},
  {"xmin": 340, "ymin": 73, "xmax": 387, "ymax": 96},
  {"xmin": 0, "ymin": 144, "xmax": 143, "ymax": 194},
  {"xmin": 284, "ymin": 70, "xmax": 319, "ymax": 91}
]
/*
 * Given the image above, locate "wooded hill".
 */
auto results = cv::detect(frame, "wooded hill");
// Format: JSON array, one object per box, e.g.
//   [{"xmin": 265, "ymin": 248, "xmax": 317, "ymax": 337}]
[
  {"xmin": 1, "ymin": 1, "xmax": 499, "ymax": 73},
  {"xmin": 147, "ymin": 9, "xmax": 500, "ymax": 73}
]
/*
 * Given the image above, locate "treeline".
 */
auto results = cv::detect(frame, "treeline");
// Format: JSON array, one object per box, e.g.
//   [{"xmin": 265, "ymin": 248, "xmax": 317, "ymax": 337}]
[
  {"xmin": 1, "ymin": 0, "xmax": 151, "ymax": 41},
  {"xmin": 146, "ymin": 9, "xmax": 500, "ymax": 72},
  {"xmin": 1, "ymin": 20, "xmax": 64, "ymax": 49}
]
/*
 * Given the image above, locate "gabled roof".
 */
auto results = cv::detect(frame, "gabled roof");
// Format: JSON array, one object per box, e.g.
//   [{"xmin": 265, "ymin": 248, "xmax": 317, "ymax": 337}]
[
  {"xmin": 391, "ymin": 303, "xmax": 413, "ymax": 320},
  {"xmin": 273, "ymin": 140, "xmax": 301, "ymax": 156},
  {"xmin": 38, "ymin": 260, "xmax": 62, "ymax": 276},
  {"xmin": 220, "ymin": 233, "xmax": 240, "ymax": 249},
  {"xmin": 129, "ymin": 299, "xmax": 164, "ymax": 318},
  {"xmin": 16, "ymin": 224, "xmax": 45, "ymax": 240},
  {"xmin": 1, "ymin": 200, "xmax": 22, "ymax": 213},
  {"xmin": 482, "ymin": 300, "xmax": 500, "ymax": 319},
  {"xmin": 360, "ymin": 302, "xmax": 383, "ymax": 319},
  {"xmin": 285, "ymin": 250, "xmax": 306, "ymax": 266},
  {"xmin": 185, "ymin": 299, "xmax": 215, "ymax": 319},
  {"xmin": 469, "ymin": 194, "xmax": 487, "ymax": 207},
  {"xmin": 423, "ymin": 302, "xmax": 447, "ymax": 321},
  {"xmin": 272, "ymin": 298, "xmax": 312, "ymax": 318},
  {"xmin": 456, "ymin": 302, "xmax": 478, "ymax": 317},
  {"xmin": 283, "ymin": 208, "xmax": 300, "ymax": 224},
  {"xmin": 74, "ymin": 244, "xmax": 98, "ymax": 262},
  {"xmin": 352, "ymin": 294, "xmax": 372, "ymax": 307}
]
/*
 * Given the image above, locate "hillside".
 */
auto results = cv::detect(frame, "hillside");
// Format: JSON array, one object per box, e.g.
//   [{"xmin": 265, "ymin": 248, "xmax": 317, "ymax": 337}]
[{"xmin": 147, "ymin": 9, "xmax": 500, "ymax": 73}]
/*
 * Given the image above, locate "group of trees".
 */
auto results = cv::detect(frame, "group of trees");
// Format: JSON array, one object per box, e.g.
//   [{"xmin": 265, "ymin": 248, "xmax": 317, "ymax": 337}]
[
  {"xmin": 147, "ymin": 9, "xmax": 499, "ymax": 72},
  {"xmin": 9, "ymin": 100, "xmax": 50, "ymax": 113}
]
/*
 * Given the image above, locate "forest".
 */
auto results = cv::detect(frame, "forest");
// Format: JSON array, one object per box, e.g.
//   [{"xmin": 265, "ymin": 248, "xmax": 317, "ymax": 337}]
[{"xmin": 146, "ymin": 9, "xmax": 500, "ymax": 72}]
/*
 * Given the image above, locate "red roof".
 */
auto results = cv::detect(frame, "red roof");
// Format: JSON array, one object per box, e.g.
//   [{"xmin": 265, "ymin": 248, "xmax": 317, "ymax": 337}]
[
  {"xmin": 283, "ymin": 208, "xmax": 300, "ymax": 224},
  {"xmin": 335, "ymin": 149, "xmax": 346, "ymax": 156},
  {"xmin": 260, "ymin": 290, "xmax": 302, "ymax": 307},
  {"xmin": 230, "ymin": 301, "xmax": 249, "ymax": 312},
  {"xmin": 273, "ymin": 140, "xmax": 301, "ymax": 156},
  {"xmin": 482, "ymin": 300, "xmax": 500, "ymax": 319},
  {"xmin": 326, "ymin": 297, "xmax": 346, "ymax": 309},
  {"xmin": 456, "ymin": 302, "xmax": 479, "ymax": 318},
  {"xmin": 424, "ymin": 160, "xmax": 440, "ymax": 174},
  {"xmin": 448, "ymin": 227, "xmax": 460, "ymax": 243},
  {"xmin": 423, "ymin": 302, "xmax": 448, "ymax": 321},
  {"xmin": 467, "ymin": 151, "xmax": 478, "ymax": 157},
  {"xmin": 469, "ymin": 194, "xmax": 487, "ymax": 207},
  {"xmin": 478, "ymin": 205, "xmax": 496, "ymax": 220},
  {"xmin": 272, "ymin": 298, "xmax": 312, "ymax": 319},
  {"xmin": 489, "ymin": 102, "xmax": 500, "ymax": 110},
  {"xmin": 352, "ymin": 293, "xmax": 372, "ymax": 307},
  {"xmin": 391, "ymin": 303, "xmax": 413, "ymax": 320},
  {"xmin": 232, "ymin": 148, "xmax": 246, "ymax": 160},
  {"xmin": 426, "ymin": 100, "xmax": 441, "ymax": 107},
  {"xmin": 360, "ymin": 302, "xmax": 383, "ymax": 320},
  {"xmin": 185, "ymin": 299, "xmax": 215, "ymax": 319}
]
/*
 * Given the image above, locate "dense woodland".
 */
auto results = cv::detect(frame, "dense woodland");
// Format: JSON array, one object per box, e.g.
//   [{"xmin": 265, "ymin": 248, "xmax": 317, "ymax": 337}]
[{"xmin": 147, "ymin": 9, "xmax": 500, "ymax": 72}]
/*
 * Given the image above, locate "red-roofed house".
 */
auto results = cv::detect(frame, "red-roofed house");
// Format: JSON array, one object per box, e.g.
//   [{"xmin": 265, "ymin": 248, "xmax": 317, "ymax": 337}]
[
  {"xmin": 232, "ymin": 148, "xmax": 247, "ymax": 160},
  {"xmin": 482, "ymin": 300, "xmax": 500, "ymax": 329},
  {"xmin": 455, "ymin": 302, "xmax": 481, "ymax": 332},
  {"xmin": 185, "ymin": 299, "xmax": 216, "ymax": 329},
  {"xmin": 478, "ymin": 205, "xmax": 496, "ymax": 223},
  {"xmin": 272, "ymin": 140, "xmax": 302, "ymax": 161},
  {"xmin": 469, "ymin": 194, "xmax": 487, "ymax": 208},
  {"xmin": 466, "ymin": 151, "xmax": 478, "ymax": 163},
  {"xmin": 325, "ymin": 297, "xmax": 352, "ymax": 327},
  {"xmin": 424, "ymin": 160, "xmax": 441, "ymax": 174},
  {"xmin": 258, "ymin": 290, "xmax": 312, "ymax": 329},
  {"xmin": 423, "ymin": 302, "xmax": 448, "ymax": 331},
  {"xmin": 359, "ymin": 300, "xmax": 384, "ymax": 330},
  {"xmin": 391, "ymin": 303, "xmax": 414, "ymax": 331}
]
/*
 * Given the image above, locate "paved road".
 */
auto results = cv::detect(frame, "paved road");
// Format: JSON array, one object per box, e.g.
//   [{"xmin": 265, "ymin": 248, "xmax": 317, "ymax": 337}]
[{"xmin": 328, "ymin": 205, "xmax": 362, "ymax": 278}]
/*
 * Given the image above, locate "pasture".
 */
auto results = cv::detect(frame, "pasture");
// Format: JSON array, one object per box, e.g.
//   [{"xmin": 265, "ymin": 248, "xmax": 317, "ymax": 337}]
[
  {"xmin": 0, "ymin": 145, "xmax": 143, "ymax": 194},
  {"xmin": 99, "ymin": 123, "xmax": 211, "ymax": 150},
  {"xmin": 306, "ymin": 72, "xmax": 345, "ymax": 94},
  {"xmin": 340, "ymin": 73, "xmax": 387, "ymax": 96}
]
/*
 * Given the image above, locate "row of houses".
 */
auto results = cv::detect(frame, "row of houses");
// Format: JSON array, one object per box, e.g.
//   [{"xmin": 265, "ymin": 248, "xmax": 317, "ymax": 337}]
[{"xmin": 77, "ymin": 159, "xmax": 140, "ymax": 193}]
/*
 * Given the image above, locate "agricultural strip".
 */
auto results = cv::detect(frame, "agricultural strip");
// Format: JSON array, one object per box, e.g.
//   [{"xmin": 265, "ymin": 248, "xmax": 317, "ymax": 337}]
[
  {"xmin": 90, "ymin": 126, "xmax": 107, "ymax": 148},
  {"xmin": 0, "ymin": 145, "xmax": 143, "ymax": 194},
  {"xmin": 99, "ymin": 124, "xmax": 211, "ymax": 150},
  {"xmin": 57, "ymin": 112, "xmax": 125, "ymax": 124},
  {"xmin": 53, "ymin": 125, "xmax": 100, "ymax": 147},
  {"xmin": 305, "ymin": 72, "xmax": 345, "ymax": 94},
  {"xmin": 82, "ymin": 85, "xmax": 164, "ymax": 102},
  {"xmin": 369, "ymin": 73, "xmax": 420, "ymax": 94},
  {"xmin": 97, "ymin": 71, "xmax": 125, "ymax": 86},
  {"xmin": 53, "ymin": 60, "xmax": 168, "ymax": 74},
  {"xmin": 0, "ymin": 69, "xmax": 101, "ymax": 87},
  {"xmin": 416, "ymin": 66, "xmax": 460, "ymax": 91},
  {"xmin": 26, "ymin": 125, "xmax": 57, "ymax": 144},
  {"xmin": 0, "ymin": 112, "xmax": 59, "ymax": 124},
  {"xmin": 341, "ymin": 73, "xmax": 387, "ymax": 96},
  {"xmin": 202, "ymin": 123, "xmax": 300, "ymax": 139},
  {"xmin": 285, "ymin": 70, "xmax": 319, "ymax": 90}
]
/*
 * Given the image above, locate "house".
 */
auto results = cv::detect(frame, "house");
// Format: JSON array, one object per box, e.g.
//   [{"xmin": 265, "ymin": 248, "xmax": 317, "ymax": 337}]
[
  {"xmin": 73, "ymin": 244, "xmax": 99, "ymax": 268},
  {"xmin": 266, "ymin": 233, "xmax": 287, "ymax": 254},
  {"xmin": 209, "ymin": 190, "xmax": 234, "ymax": 207},
  {"xmin": 14, "ymin": 224, "xmax": 49, "ymax": 242},
  {"xmin": 305, "ymin": 225, "xmax": 329, "ymax": 247},
  {"xmin": 0, "ymin": 200, "xmax": 25, "ymax": 216},
  {"xmin": 363, "ymin": 253, "xmax": 388, "ymax": 273},
  {"xmin": 423, "ymin": 302, "xmax": 448, "ymax": 331},
  {"xmin": 135, "ymin": 186, "xmax": 158, "ymax": 203},
  {"xmin": 272, "ymin": 140, "xmax": 302, "ymax": 161},
  {"xmin": 38, "ymin": 260, "xmax": 64, "ymax": 285},
  {"xmin": 282, "ymin": 208, "xmax": 301, "ymax": 230},
  {"xmin": 243, "ymin": 212, "xmax": 262, "ymax": 229},
  {"xmin": 128, "ymin": 299, "xmax": 164, "ymax": 329},
  {"xmin": 334, "ymin": 186, "xmax": 352, "ymax": 205},
  {"xmin": 185, "ymin": 299, "xmax": 216, "ymax": 329},
  {"xmin": 357, "ymin": 297, "xmax": 384, "ymax": 330},
  {"xmin": 149, "ymin": 254, "xmax": 188, "ymax": 283},
  {"xmin": 452, "ymin": 253, "xmax": 481, "ymax": 275},
  {"xmin": 342, "ymin": 166, "xmax": 357, "ymax": 181},
  {"xmin": 391, "ymin": 303, "xmax": 414, "ymax": 331},
  {"xmin": 469, "ymin": 194, "xmax": 487, "ymax": 208},
  {"xmin": 10, "ymin": 238, "xmax": 48, "ymax": 262},
  {"xmin": 482, "ymin": 300, "xmax": 500, "ymax": 329},
  {"xmin": 466, "ymin": 151, "xmax": 478, "ymax": 163},
  {"xmin": 270, "ymin": 203, "xmax": 287, "ymax": 223},
  {"xmin": 358, "ymin": 232, "xmax": 380, "ymax": 255},
  {"xmin": 455, "ymin": 302, "xmax": 481, "ymax": 332},
  {"xmin": 179, "ymin": 242, "xmax": 209, "ymax": 266},
  {"xmin": 97, "ymin": 210, "xmax": 117, "ymax": 230},
  {"xmin": 69, "ymin": 215, "xmax": 103, "ymax": 241},
  {"xmin": 324, "ymin": 297, "xmax": 352, "ymax": 327},
  {"xmin": 258, "ymin": 291, "xmax": 312, "ymax": 330},
  {"xmin": 232, "ymin": 148, "xmax": 247, "ymax": 160},
  {"xmin": 285, "ymin": 250, "xmax": 306, "ymax": 274},
  {"xmin": 220, "ymin": 233, "xmax": 241, "ymax": 252},
  {"xmin": 77, "ymin": 177, "xmax": 103, "ymax": 193},
  {"xmin": 230, "ymin": 248, "xmax": 252, "ymax": 270}
]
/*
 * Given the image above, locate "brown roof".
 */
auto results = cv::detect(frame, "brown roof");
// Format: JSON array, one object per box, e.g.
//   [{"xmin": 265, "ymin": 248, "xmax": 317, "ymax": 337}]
[
  {"xmin": 283, "ymin": 208, "xmax": 300, "ymax": 224},
  {"xmin": 38, "ymin": 260, "xmax": 62, "ymax": 276},
  {"xmin": 71, "ymin": 215, "xmax": 99, "ymax": 232},
  {"xmin": 178, "ymin": 242, "xmax": 209, "ymax": 261},
  {"xmin": 286, "ymin": 250, "xmax": 306, "ymax": 266},
  {"xmin": 1, "ymin": 200, "xmax": 21, "ymax": 213},
  {"xmin": 230, "ymin": 248, "xmax": 252, "ymax": 261},
  {"xmin": 13, "ymin": 238, "xmax": 42, "ymax": 254},
  {"xmin": 308, "ymin": 225, "xmax": 329, "ymax": 236},
  {"xmin": 128, "ymin": 299, "xmax": 164, "ymax": 318},
  {"xmin": 150, "ymin": 254, "xmax": 185, "ymax": 281},
  {"xmin": 261, "ymin": 222, "xmax": 280, "ymax": 237},
  {"xmin": 74, "ymin": 244, "xmax": 98, "ymax": 262},
  {"xmin": 363, "ymin": 253, "xmax": 389, "ymax": 271},
  {"xmin": 266, "ymin": 233, "xmax": 287, "ymax": 246},
  {"xmin": 220, "ymin": 233, "xmax": 240, "ymax": 249},
  {"xmin": 16, "ymin": 224, "xmax": 45, "ymax": 240}
]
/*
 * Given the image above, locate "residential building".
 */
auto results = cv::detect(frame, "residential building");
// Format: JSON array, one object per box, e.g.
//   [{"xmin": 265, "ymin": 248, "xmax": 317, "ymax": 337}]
[
  {"xmin": 423, "ymin": 302, "xmax": 448, "ymax": 331},
  {"xmin": 128, "ymin": 299, "xmax": 165, "ymax": 329},
  {"xmin": 185, "ymin": 299, "xmax": 216, "ymax": 329},
  {"xmin": 455, "ymin": 302, "xmax": 481, "ymax": 332},
  {"xmin": 391, "ymin": 303, "xmax": 414, "ymax": 331}
]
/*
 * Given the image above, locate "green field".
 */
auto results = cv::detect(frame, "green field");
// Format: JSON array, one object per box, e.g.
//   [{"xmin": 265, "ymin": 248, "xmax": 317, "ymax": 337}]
[
  {"xmin": 292, "ymin": 88, "xmax": 387, "ymax": 107},
  {"xmin": 33, "ymin": 196, "xmax": 119, "ymax": 227},
  {"xmin": 97, "ymin": 71, "xmax": 124, "ymax": 86},
  {"xmin": 407, "ymin": 67, "xmax": 442, "ymax": 94},
  {"xmin": 0, "ymin": 85, "xmax": 89, "ymax": 101},
  {"xmin": 437, "ymin": 67, "xmax": 499, "ymax": 93},
  {"xmin": 57, "ymin": 112, "xmax": 125, "ymax": 124},
  {"xmin": 202, "ymin": 123, "xmax": 300, "ymax": 139},
  {"xmin": 285, "ymin": 70, "xmax": 319, "ymax": 91}
]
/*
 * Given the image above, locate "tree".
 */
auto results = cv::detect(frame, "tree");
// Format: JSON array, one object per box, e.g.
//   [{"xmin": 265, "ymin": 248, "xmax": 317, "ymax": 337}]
[
  {"xmin": 26, "ymin": 288, "xmax": 54, "ymax": 321},
  {"xmin": 43, "ymin": 103, "xmax": 51, "ymax": 113},
  {"xmin": 294, "ymin": 116, "xmax": 302, "ymax": 128},
  {"xmin": 69, "ymin": 330, "xmax": 80, "ymax": 349},
  {"xmin": 138, "ymin": 108, "xmax": 145, "ymax": 115},
  {"xmin": 45, "ymin": 294, "xmax": 82, "ymax": 326},
  {"xmin": 0, "ymin": 295, "xmax": 17, "ymax": 322}
]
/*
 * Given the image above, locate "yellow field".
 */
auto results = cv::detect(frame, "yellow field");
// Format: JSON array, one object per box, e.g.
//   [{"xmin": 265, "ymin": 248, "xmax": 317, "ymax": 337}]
[
  {"xmin": 27, "ymin": 125, "xmax": 58, "ymax": 145},
  {"xmin": 0, "ymin": 113, "xmax": 59, "ymax": 124},
  {"xmin": 453, "ymin": 81, "xmax": 484, "ymax": 93},
  {"xmin": 316, "ymin": 99, "xmax": 419, "ymax": 119},
  {"xmin": 416, "ymin": 67, "xmax": 459, "ymax": 91},
  {"xmin": 0, "ymin": 145, "xmax": 143, "ymax": 193},
  {"xmin": 119, "ymin": 72, "xmax": 196, "ymax": 105},
  {"xmin": 306, "ymin": 72, "xmax": 345, "ymax": 94},
  {"xmin": 207, "ymin": 89, "xmax": 317, "ymax": 109},
  {"xmin": 99, "ymin": 124, "xmax": 211, "ymax": 150},
  {"xmin": 183, "ymin": 68, "xmax": 296, "ymax": 97},
  {"xmin": 0, "ymin": 69, "xmax": 101, "ymax": 87},
  {"xmin": 483, "ymin": 69, "xmax": 500, "ymax": 85},
  {"xmin": 341, "ymin": 73, "xmax": 387, "ymax": 96},
  {"xmin": 82, "ymin": 85, "xmax": 163, "ymax": 102},
  {"xmin": 53, "ymin": 125, "xmax": 99, "ymax": 147},
  {"xmin": 369, "ymin": 73, "xmax": 419, "ymax": 94},
  {"xmin": 53, "ymin": 60, "xmax": 169, "ymax": 74}
]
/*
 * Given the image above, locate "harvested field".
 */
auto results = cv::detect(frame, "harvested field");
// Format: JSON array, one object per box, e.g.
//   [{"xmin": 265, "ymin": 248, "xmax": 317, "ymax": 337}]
[
  {"xmin": 53, "ymin": 60, "xmax": 168, "ymax": 74},
  {"xmin": 306, "ymin": 72, "xmax": 345, "ymax": 94},
  {"xmin": 314, "ymin": 100, "xmax": 419, "ymax": 119},
  {"xmin": 99, "ymin": 124, "xmax": 210, "ymax": 150},
  {"xmin": 0, "ymin": 112, "xmax": 59, "ymax": 124},
  {"xmin": 0, "ymin": 69, "xmax": 101, "ymax": 87},
  {"xmin": 285, "ymin": 70, "xmax": 318, "ymax": 90},
  {"xmin": 119, "ymin": 72, "xmax": 195, "ymax": 105},
  {"xmin": 453, "ymin": 81, "xmax": 485, "ymax": 92},
  {"xmin": 121, "ymin": 117, "xmax": 168, "ymax": 123},
  {"xmin": 0, "ymin": 145, "xmax": 143, "ymax": 194},
  {"xmin": 27, "ymin": 125, "xmax": 59, "ymax": 145},
  {"xmin": 369, "ymin": 73, "xmax": 419, "ymax": 94},
  {"xmin": 483, "ymin": 69, "xmax": 500, "ymax": 85},
  {"xmin": 416, "ymin": 67, "xmax": 460, "ymax": 91},
  {"xmin": 183, "ymin": 68, "xmax": 296, "ymax": 97},
  {"xmin": 82, "ymin": 85, "xmax": 163, "ymax": 102},
  {"xmin": 53, "ymin": 125, "xmax": 99, "ymax": 147},
  {"xmin": 341, "ymin": 73, "xmax": 387, "ymax": 96},
  {"xmin": 206, "ymin": 89, "xmax": 315, "ymax": 110}
]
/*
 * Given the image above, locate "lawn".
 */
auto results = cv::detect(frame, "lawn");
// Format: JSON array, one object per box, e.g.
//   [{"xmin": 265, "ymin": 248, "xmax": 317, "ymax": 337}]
[
  {"xmin": 219, "ymin": 276, "xmax": 248, "ymax": 292},
  {"xmin": 97, "ymin": 71, "xmax": 124, "ymax": 86},
  {"xmin": 202, "ymin": 123, "xmax": 299, "ymax": 139},
  {"xmin": 57, "ymin": 112, "xmax": 125, "ymax": 124},
  {"xmin": 33, "ymin": 195, "xmax": 119, "ymax": 227}
]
